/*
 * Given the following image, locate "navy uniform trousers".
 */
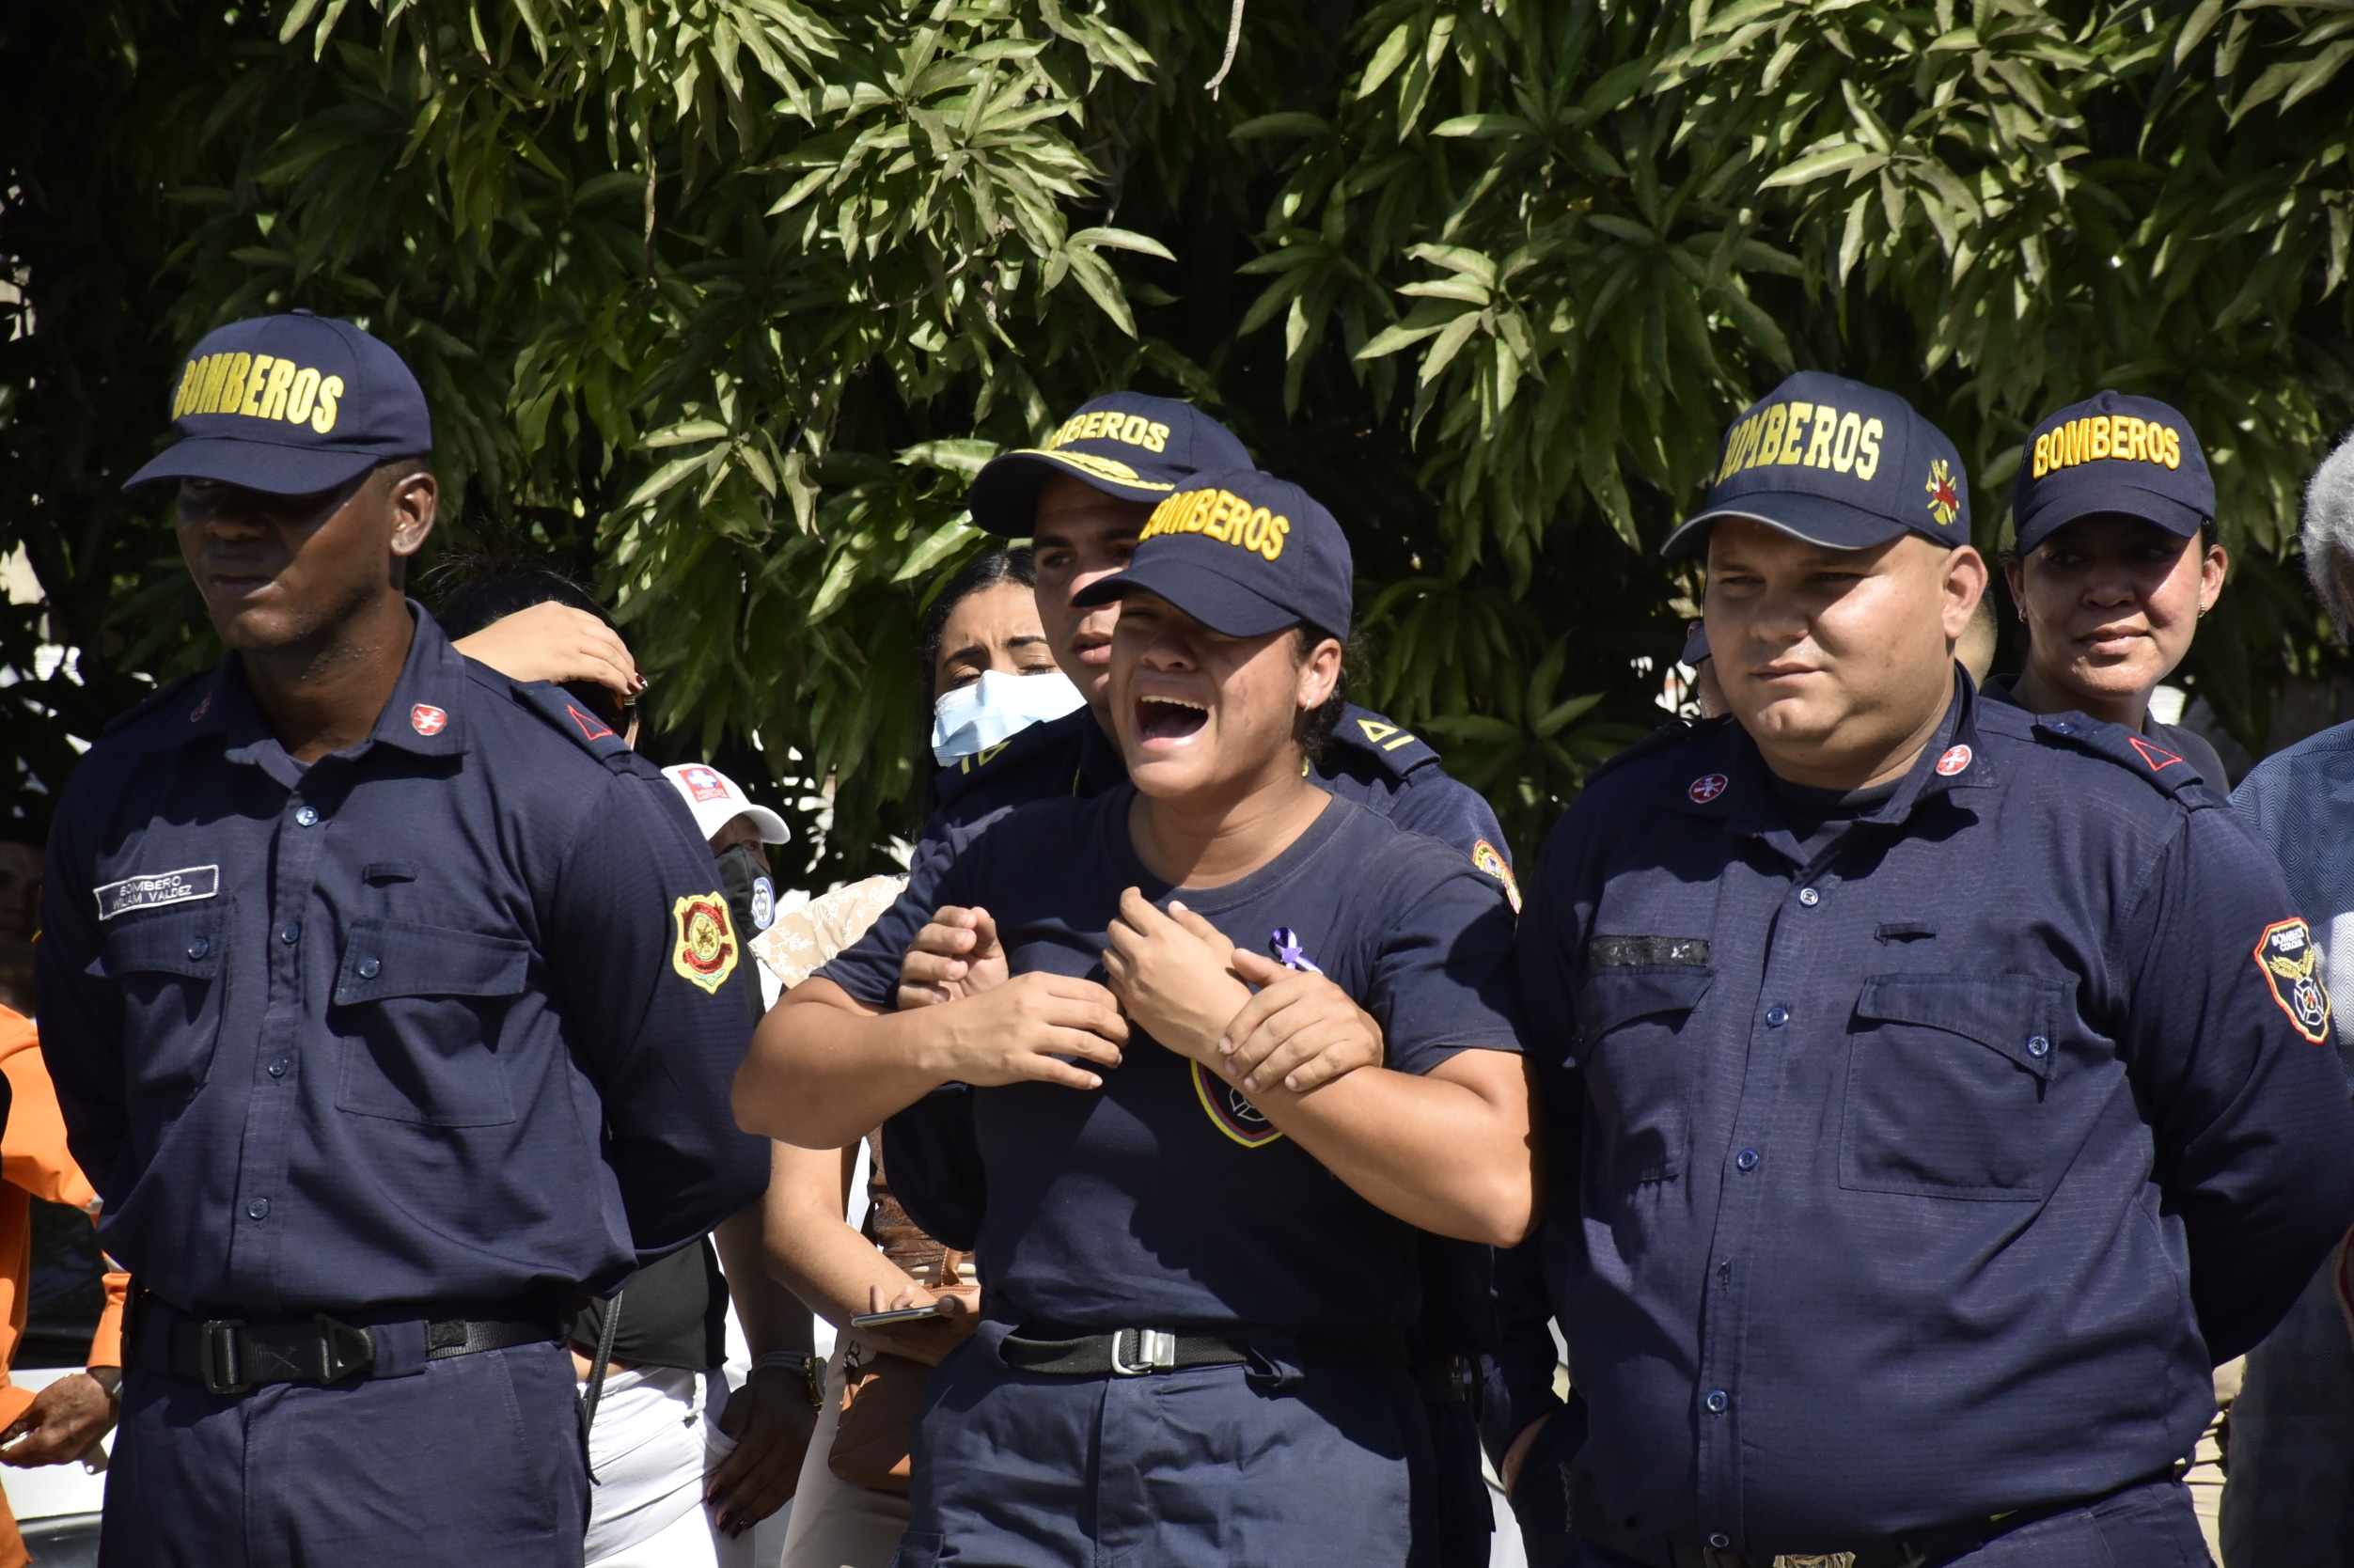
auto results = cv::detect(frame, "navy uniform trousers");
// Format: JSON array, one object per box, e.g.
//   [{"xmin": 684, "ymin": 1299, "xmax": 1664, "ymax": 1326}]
[
  {"xmin": 893, "ymin": 1322, "xmax": 1436, "ymax": 1568},
  {"xmin": 101, "ymin": 1339, "xmax": 588, "ymax": 1567}
]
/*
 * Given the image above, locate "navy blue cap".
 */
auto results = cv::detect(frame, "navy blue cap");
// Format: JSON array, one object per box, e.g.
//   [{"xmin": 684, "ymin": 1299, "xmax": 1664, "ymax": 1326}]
[
  {"xmin": 124, "ymin": 312, "xmax": 432, "ymax": 495},
  {"xmin": 965, "ymin": 393, "xmax": 1251, "ymax": 536},
  {"xmin": 1070, "ymin": 468, "xmax": 1352, "ymax": 637},
  {"xmin": 1665, "ymin": 371, "xmax": 1970, "ymax": 556},
  {"xmin": 2013, "ymin": 391, "xmax": 2211, "ymax": 556}
]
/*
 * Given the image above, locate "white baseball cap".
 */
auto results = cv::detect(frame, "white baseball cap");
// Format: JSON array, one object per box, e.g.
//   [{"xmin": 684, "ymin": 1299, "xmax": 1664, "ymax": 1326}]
[{"xmin": 659, "ymin": 762, "xmax": 792, "ymax": 845}]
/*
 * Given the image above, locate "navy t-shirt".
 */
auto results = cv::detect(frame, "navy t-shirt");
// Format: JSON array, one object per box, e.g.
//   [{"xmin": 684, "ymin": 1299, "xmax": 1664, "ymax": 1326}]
[{"xmin": 820, "ymin": 788, "xmax": 1523, "ymax": 1331}]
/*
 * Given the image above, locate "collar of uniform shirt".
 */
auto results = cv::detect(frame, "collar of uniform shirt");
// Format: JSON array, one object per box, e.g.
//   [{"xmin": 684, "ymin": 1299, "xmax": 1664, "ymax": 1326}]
[
  {"xmin": 1670, "ymin": 667, "xmax": 1997, "ymax": 849},
  {"xmin": 206, "ymin": 600, "xmax": 472, "ymax": 785}
]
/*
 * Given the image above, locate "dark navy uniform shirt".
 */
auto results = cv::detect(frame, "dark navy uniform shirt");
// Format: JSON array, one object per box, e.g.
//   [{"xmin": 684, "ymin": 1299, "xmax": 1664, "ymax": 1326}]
[
  {"xmin": 1509, "ymin": 678, "xmax": 2354, "ymax": 1549},
  {"xmin": 826, "ymin": 789, "xmax": 1521, "ymax": 1331},
  {"xmin": 906, "ymin": 701, "xmax": 1515, "ymax": 1346},
  {"xmin": 35, "ymin": 607, "xmax": 770, "ymax": 1318},
  {"xmin": 1982, "ymin": 672, "xmax": 2232, "ymax": 792}
]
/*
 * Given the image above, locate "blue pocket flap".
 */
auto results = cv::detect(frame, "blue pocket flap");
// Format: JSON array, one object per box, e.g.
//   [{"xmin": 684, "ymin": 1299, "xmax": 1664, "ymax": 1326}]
[
  {"xmin": 98, "ymin": 907, "xmax": 225, "ymax": 980},
  {"xmin": 1854, "ymin": 974, "xmax": 2065, "ymax": 1080},
  {"xmin": 1579, "ymin": 964, "xmax": 1716, "ymax": 1035},
  {"xmin": 334, "ymin": 919, "xmax": 530, "ymax": 1005}
]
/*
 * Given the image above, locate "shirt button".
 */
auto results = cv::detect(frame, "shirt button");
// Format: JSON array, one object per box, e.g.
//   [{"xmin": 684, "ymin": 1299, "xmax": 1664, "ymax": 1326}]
[
  {"xmin": 1765, "ymin": 1006, "xmax": 1789, "ymax": 1027},
  {"xmin": 184, "ymin": 937, "xmax": 210, "ymax": 961},
  {"xmin": 2026, "ymin": 1035, "xmax": 2051, "ymax": 1058},
  {"xmin": 1704, "ymin": 1388, "xmax": 1729, "ymax": 1414},
  {"xmin": 246, "ymin": 1199, "xmax": 271, "ymax": 1220},
  {"xmin": 1708, "ymin": 1535, "xmax": 1731, "ymax": 1551},
  {"xmin": 293, "ymin": 806, "xmax": 320, "ymax": 826},
  {"xmin": 278, "ymin": 922, "xmax": 301, "ymax": 946},
  {"xmin": 357, "ymin": 957, "xmax": 382, "ymax": 979},
  {"xmin": 1797, "ymin": 886, "xmax": 1820, "ymax": 907},
  {"xmin": 1735, "ymin": 1148, "xmax": 1760, "ymax": 1171},
  {"xmin": 267, "ymin": 1058, "xmax": 289, "ymax": 1079}
]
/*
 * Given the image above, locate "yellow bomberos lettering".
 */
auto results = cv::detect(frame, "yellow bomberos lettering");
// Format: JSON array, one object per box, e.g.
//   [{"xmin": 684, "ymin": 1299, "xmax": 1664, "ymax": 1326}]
[
  {"xmin": 1140, "ymin": 488, "xmax": 1291, "ymax": 562},
  {"xmin": 1753, "ymin": 405, "xmax": 1789, "ymax": 473},
  {"xmin": 285, "ymin": 367, "xmax": 322, "ymax": 426},
  {"xmin": 1802, "ymin": 406, "xmax": 1839, "ymax": 468},
  {"xmin": 1144, "ymin": 420, "xmax": 1170, "ymax": 452},
  {"xmin": 1777, "ymin": 401, "xmax": 1813, "ymax": 464},
  {"xmin": 257, "ymin": 358, "xmax": 299, "ymax": 421},
  {"xmin": 1044, "ymin": 411, "xmax": 1178, "ymax": 456},
  {"xmin": 2035, "ymin": 416, "xmax": 2184, "ymax": 477},
  {"xmin": 1832, "ymin": 412, "xmax": 1863, "ymax": 474},
  {"xmin": 1715, "ymin": 416, "xmax": 1750, "ymax": 482},
  {"xmin": 213, "ymin": 353, "xmax": 253, "ymax": 416},
  {"xmin": 195, "ymin": 354, "xmax": 231, "ymax": 415},
  {"xmin": 311, "ymin": 374, "xmax": 342, "ymax": 434},
  {"xmin": 239, "ymin": 355, "xmax": 276, "ymax": 417},
  {"xmin": 170, "ymin": 359, "xmax": 202, "ymax": 419},
  {"xmin": 1855, "ymin": 417, "xmax": 1884, "ymax": 480}
]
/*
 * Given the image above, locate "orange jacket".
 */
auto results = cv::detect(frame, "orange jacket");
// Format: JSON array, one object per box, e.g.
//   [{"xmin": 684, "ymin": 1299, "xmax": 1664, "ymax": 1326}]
[{"xmin": 0, "ymin": 1008, "xmax": 128, "ymax": 1432}]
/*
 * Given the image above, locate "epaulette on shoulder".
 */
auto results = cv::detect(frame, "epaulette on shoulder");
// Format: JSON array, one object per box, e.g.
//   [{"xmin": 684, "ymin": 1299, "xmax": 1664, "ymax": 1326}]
[
  {"xmin": 934, "ymin": 707, "xmax": 1088, "ymax": 808},
  {"xmin": 1332, "ymin": 704, "xmax": 1441, "ymax": 780},
  {"xmin": 2029, "ymin": 713, "xmax": 2217, "ymax": 807},
  {"xmin": 1584, "ymin": 715, "xmax": 1717, "ymax": 789},
  {"xmin": 507, "ymin": 681, "xmax": 640, "ymax": 774},
  {"xmin": 100, "ymin": 670, "xmax": 208, "ymax": 738}
]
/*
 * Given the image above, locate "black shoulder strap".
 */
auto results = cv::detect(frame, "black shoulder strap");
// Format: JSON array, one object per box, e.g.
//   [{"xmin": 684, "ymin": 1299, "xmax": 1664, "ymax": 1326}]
[
  {"xmin": 1331, "ymin": 705, "xmax": 1441, "ymax": 780},
  {"xmin": 1584, "ymin": 716, "xmax": 1710, "ymax": 788},
  {"xmin": 2030, "ymin": 713, "xmax": 2217, "ymax": 807},
  {"xmin": 509, "ymin": 682, "xmax": 640, "ymax": 774}
]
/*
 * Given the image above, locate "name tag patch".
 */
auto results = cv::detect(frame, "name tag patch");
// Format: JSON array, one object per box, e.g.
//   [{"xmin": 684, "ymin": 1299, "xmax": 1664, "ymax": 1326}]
[{"xmin": 95, "ymin": 865, "xmax": 221, "ymax": 922}]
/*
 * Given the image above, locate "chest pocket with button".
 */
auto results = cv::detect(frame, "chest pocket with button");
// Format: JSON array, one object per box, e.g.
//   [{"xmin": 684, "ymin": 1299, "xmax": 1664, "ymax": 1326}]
[
  {"xmin": 1841, "ymin": 973, "xmax": 2077, "ymax": 1200},
  {"xmin": 1576, "ymin": 964, "xmax": 1716, "ymax": 1189},
  {"xmin": 331, "ymin": 919, "xmax": 531, "ymax": 1127},
  {"xmin": 97, "ymin": 904, "xmax": 229, "ymax": 1120}
]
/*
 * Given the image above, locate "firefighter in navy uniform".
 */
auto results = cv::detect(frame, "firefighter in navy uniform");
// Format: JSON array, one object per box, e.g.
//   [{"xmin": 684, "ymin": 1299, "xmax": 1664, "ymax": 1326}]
[
  {"xmin": 34, "ymin": 312, "xmax": 769, "ymax": 1568},
  {"xmin": 891, "ymin": 393, "xmax": 1515, "ymax": 1568},
  {"xmin": 1496, "ymin": 369, "xmax": 2354, "ymax": 1566}
]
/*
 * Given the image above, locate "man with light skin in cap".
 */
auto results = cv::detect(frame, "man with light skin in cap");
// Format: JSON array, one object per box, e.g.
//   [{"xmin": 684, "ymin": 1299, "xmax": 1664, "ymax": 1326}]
[
  {"xmin": 34, "ymin": 312, "xmax": 768, "ymax": 1567},
  {"xmin": 1494, "ymin": 370, "xmax": 2354, "ymax": 1566},
  {"xmin": 739, "ymin": 465, "xmax": 1534, "ymax": 1568},
  {"xmin": 872, "ymin": 394, "xmax": 1524, "ymax": 1568}
]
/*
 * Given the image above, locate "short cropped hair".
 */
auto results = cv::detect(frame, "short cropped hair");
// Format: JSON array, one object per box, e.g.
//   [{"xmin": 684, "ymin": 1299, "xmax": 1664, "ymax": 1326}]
[{"xmin": 2303, "ymin": 431, "xmax": 2354, "ymax": 639}]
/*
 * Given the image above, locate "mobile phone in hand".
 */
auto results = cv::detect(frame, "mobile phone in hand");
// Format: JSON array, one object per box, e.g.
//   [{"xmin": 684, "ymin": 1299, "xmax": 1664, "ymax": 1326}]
[{"xmin": 849, "ymin": 1303, "xmax": 945, "ymax": 1327}]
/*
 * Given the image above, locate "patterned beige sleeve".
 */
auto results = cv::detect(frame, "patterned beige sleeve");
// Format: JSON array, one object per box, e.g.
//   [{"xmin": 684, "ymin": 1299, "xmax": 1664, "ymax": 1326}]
[{"xmin": 749, "ymin": 873, "xmax": 911, "ymax": 992}]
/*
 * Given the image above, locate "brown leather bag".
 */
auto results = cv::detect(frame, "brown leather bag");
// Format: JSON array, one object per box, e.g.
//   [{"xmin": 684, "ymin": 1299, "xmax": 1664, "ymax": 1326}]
[{"xmin": 826, "ymin": 1250, "xmax": 970, "ymax": 1495}]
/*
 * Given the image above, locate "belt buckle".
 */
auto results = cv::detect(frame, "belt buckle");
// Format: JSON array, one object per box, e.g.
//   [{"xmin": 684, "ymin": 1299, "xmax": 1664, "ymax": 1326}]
[
  {"xmin": 312, "ymin": 1314, "xmax": 377, "ymax": 1385},
  {"xmin": 199, "ymin": 1319, "xmax": 249, "ymax": 1396},
  {"xmin": 1108, "ymin": 1328, "xmax": 1175, "ymax": 1376}
]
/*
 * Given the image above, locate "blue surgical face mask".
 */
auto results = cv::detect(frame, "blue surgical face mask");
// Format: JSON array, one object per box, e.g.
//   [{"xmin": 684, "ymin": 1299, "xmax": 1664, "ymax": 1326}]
[{"xmin": 931, "ymin": 668, "xmax": 1086, "ymax": 765}]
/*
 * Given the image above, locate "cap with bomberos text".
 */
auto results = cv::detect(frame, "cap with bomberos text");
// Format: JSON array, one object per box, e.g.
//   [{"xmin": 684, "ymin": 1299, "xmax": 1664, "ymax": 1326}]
[
  {"xmin": 123, "ymin": 311, "xmax": 432, "ymax": 496},
  {"xmin": 1664, "ymin": 370, "xmax": 1970, "ymax": 557},
  {"xmin": 965, "ymin": 392, "xmax": 1251, "ymax": 537},
  {"xmin": 1070, "ymin": 467, "xmax": 1351, "ymax": 637},
  {"xmin": 2012, "ymin": 390, "xmax": 2212, "ymax": 557}
]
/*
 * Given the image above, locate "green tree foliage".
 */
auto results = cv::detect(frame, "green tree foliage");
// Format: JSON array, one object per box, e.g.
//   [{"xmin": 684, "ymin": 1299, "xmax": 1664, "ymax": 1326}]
[{"xmin": 5, "ymin": 0, "xmax": 2352, "ymax": 876}]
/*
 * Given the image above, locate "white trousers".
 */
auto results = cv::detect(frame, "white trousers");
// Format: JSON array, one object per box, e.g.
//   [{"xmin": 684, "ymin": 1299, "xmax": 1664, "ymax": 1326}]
[
  {"xmin": 583, "ymin": 1365, "xmax": 756, "ymax": 1568},
  {"xmin": 777, "ymin": 1341, "xmax": 911, "ymax": 1568}
]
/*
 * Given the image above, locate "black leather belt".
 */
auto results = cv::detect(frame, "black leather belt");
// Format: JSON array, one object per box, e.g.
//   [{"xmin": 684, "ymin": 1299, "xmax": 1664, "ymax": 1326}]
[
  {"xmin": 1566, "ymin": 1467, "xmax": 2172, "ymax": 1568},
  {"xmin": 1001, "ymin": 1323, "xmax": 1406, "ymax": 1378},
  {"xmin": 137, "ymin": 1295, "xmax": 560, "ymax": 1395}
]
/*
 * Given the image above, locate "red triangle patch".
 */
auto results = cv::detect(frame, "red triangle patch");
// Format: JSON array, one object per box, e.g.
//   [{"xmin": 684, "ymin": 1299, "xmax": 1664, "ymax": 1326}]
[
  {"xmin": 566, "ymin": 703, "xmax": 617, "ymax": 742},
  {"xmin": 2126, "ymin": 734, "xmax": 2182, "ymax": 772}
]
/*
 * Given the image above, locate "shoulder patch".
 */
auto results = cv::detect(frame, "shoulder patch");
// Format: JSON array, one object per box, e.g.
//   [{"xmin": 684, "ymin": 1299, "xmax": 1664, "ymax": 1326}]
[
  {"xmin": 99, "ymin": 671, "xmax": 209, "ymax": 738},
  {"xmin": 2032, "ymin": 714, "xmax": 2215, "ymax": 805},
  {"xmin": 510, "ymin": 681, "xmax": 637, "ymax": 770},
  {"xmin": 672, "ymin": 892, "xmax": 742, "ymax": 994},
  {"xmin": 1335, "ymin": 705, "xmax": 1438, "ymax": 779},
  {"xmin": 2255, "ymin": 917, "xmax": 2333, "ymax": 1044},
  {"xmin": 1472, "ymin": 839, "xmax": 1522, "ymax": 913}
]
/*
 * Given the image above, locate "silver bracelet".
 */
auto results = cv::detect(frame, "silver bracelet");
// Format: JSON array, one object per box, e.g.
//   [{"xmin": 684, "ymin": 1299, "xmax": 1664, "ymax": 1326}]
[{"xmin": 754, "ymin": 1348, "xmax": 825, "ymax": 1410}]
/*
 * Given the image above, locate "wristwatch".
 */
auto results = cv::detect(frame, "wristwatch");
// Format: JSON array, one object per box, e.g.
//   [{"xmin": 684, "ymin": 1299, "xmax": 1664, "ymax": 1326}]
[{"xmin": 753, "ymin": 1349, "xmax": 824, "ymax": 1413}]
